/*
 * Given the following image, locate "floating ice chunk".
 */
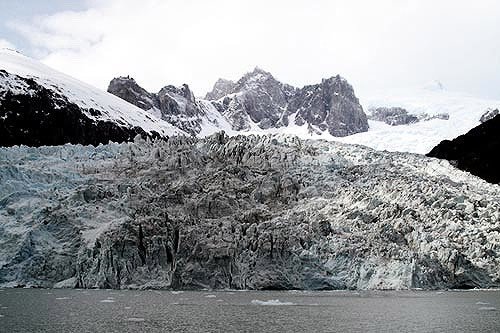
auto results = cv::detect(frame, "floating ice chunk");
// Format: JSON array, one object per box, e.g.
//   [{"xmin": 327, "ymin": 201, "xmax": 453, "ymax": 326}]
[
  {"xmin": 476, "ymin": 301, "xmax": 490, "ymax": 305},
  {"xmin": 478, "ymin": 307, "xmax": 497, "ymax": 311},
  {"xmin": 171, "ymin": 291, "xmax": 183, "ymax": 295},
  {"xmin": 100, "ymin": 299, "xmax": 115, "ymax": 303},
  {"xmin": 205, "ymin": 294, "xmax": 216, "ymax": 298},
  {"xmin": 251, "ymin": 299, "xmax": 295, "ymax": 306},
  {"xmin": 126, "ymin": 317, "xmax": 145, "ymax": 322},
  {"xmin": 124, "ymin": 307, "xmax": 132, "ymax": 310},
  {"xmin": 55, "ymin": 297, "xmax": 71, "ymax": 300}
]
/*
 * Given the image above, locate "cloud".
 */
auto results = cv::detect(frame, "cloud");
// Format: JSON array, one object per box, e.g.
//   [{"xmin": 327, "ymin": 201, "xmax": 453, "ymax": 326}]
[
  {"xmin": 0, "ymin": 39, "xmax": 15, "ymax": 50},
  {"xmin": 9, "ymin": 0, "xmax": 500, "ymax": 99}
]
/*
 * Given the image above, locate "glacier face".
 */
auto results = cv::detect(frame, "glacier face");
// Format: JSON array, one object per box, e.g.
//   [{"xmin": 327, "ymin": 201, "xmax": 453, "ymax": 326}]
[{"xmin": 0, "ymin": 134, "xmax": 499, "ymax": 290}]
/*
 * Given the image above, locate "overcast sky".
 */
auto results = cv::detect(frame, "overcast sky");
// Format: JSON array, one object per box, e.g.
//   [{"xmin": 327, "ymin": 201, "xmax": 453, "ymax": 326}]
[{"xmin": 1, "ymin": 0, "xmax": 500, "ymax": 99}]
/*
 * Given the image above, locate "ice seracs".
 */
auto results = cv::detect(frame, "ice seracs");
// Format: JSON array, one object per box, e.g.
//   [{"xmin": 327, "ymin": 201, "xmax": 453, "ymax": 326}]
[{"xmin": 1, "ymin": 133, "xmax": 498, "ymax": 290}]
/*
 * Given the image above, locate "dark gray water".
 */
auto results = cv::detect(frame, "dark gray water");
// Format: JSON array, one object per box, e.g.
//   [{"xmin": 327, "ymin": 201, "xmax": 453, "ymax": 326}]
[{"xmin": 0, "ymin": 289, "xmax": 498, "ymax": 332}]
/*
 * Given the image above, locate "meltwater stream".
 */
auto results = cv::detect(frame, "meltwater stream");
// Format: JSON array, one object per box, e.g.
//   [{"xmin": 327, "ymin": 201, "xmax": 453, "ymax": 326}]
[{"xmin": 0, "ymin": 289, "xmax": 498, "ymax": 332}]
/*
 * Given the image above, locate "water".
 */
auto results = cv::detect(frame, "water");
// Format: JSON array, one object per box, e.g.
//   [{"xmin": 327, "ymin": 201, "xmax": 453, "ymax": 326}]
[{"xmin": 0, "ymin": 289, "xmax": 499, "ymax": 332}]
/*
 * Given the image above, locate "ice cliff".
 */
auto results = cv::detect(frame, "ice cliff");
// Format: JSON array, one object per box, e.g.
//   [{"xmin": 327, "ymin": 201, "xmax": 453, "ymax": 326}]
[{"xmin": 0, "ymin": 133, "xmax": 499, "ymax": 290}]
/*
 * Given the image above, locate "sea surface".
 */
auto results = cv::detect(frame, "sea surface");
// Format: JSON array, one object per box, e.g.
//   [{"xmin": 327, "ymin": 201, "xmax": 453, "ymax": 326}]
[{"xmin": 0, "ymin": 289, "xmax": 499, "ymax": 332}]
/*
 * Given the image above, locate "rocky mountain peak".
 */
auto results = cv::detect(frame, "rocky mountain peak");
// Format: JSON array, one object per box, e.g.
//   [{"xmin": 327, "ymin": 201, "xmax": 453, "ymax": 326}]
[
  {"xmin": 289, "ymin": 74, "xmax": 368, "ymax": 136},
  {"xmin": 108, "ymin": 77, "xmax": 209, "ymax": 135},
  {"xmin": 107, "ymin": 76, "xmax": 158, "ymax": 110},
  {"xmin": 235, "ymin": 67, "xmax": 280, "ymax": 90},
  {"xmin": 159, "ymin": 83, "xmax": 196, "ymax": 104},
  {"xmin": 108, "ymin": 68, "xmax": 369, "ymax": 137},
  {"xmin": 205, "ymin": 78, "xmax": 236, "ymax": 100}
]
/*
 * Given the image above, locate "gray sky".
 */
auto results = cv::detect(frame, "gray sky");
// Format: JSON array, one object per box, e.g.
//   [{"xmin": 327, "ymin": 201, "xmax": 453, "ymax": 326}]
[{"xmin": 1, "ymin": 0, "xmax": 500, "ymax": 99}]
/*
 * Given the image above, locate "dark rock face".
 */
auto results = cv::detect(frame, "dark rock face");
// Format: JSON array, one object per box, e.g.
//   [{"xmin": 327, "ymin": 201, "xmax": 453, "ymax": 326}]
[
  {"xmin": 205, "ymin": 69, "xmax": 369, "ymax": 136},
  {"xmin": 209, "ymin": 68, "xmax": 296, "ymax": 131},
  {"xmin": 0, "ymin": 71, "xmax": 159, "ymax": 147},
  {"xmin": 480, "ymin": 108, "xmax": 499, "ymax": 123},
  {"xmin": 290, "ymin": 76, "xmax": 369, "ymax": 136},
  {"xmin": 369, "ymin": 107, "xmax": 419, "ymax": 126},
  {"xmin": 108, "ymin": 77, "xmax": 205, "ymax": 136},
  {"xmin": 427, "ymin": 115, "xmax": 500, "ymax": 184},
  {"xmin": 107, "ymin": 76, "xmax": 158, "ymax": 110}
]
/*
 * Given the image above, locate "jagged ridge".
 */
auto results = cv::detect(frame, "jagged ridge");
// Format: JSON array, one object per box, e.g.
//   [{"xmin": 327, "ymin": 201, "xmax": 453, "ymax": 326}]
[{"xmin": 108, "ymin": 68, "xmax": 369, "ymax": 138}]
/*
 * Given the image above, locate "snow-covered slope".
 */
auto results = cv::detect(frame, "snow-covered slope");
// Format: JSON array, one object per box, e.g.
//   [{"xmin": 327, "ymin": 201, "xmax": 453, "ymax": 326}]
[
  {"xmin": 200, "ymin": 82, "xmax": 500, "ymax": 155},
  {"xmin": 336, "ymin": 88, "xmax": 500, "ymax": 154},
  {"xmin": 201, "ymin": 80, "xmax": 500, "ymax": 155},
  {"xmin": 0, "ymin": 48, "xmax": 185, "ymax": 140}
]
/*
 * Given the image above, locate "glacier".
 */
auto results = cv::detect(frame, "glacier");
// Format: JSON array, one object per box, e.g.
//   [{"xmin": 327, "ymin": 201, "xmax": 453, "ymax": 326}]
[{"xmin": 0, "ymin": 133, "xmax": 499, "ymax": 290}]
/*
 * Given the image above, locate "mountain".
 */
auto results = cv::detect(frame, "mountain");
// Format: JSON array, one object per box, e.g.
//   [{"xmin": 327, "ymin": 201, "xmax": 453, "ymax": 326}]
[
  {"xmin": 1, "ymin": 133, "xmax": 499, "ymax": 289},
  {"xmin": 108, "ymin": 68, "xmax": 368, "ymax": 138},
  {"xmin": 205, "ymin": 68, "xmax": 369, "ymax": 136},
  {"xmin": 427, "ymin": 115, "xmax": 500, "ymax": 184},
  {"xmin": 2, "ymin": 47, "xmax": 498, "ymax": 156},
  {"xmin": 0, "ymin": 48, "xmax": 185, "ymax": 147},
  {"xmin": 337, "ymin": 88, "xmax": 500, "ymax": 154},
  {"xmin": 204, "ymin": 78, "xmax": 236, "ymax": 100},
  {"xmin": 205, "ymin": 67, "xmax": 297, "ymax": 131},
  {"xmin": 107, "ymin": 76, "xmax": 233, "ymax": 136}
]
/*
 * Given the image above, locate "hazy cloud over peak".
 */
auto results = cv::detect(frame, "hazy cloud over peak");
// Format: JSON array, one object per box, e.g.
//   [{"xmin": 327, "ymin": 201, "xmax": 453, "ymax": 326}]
[
  {"xmin": 7, "ymin": 0, "xmax": 500, "ymax": 99},
  {"xmin": 0, "ymin": 39, "xmax": 15, "ymax": 50}
]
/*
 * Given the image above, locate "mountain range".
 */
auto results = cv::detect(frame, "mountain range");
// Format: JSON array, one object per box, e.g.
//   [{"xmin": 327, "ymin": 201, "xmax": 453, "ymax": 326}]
[
  {"xmin": 2, "ymin": 47, "xmax": 499, "ymax": 157},
  {"xmin": 107, "ymin": 67, "xmax": 369, "ymax": 137},
  {"xmin": 0, "ymin": 47, "xmax": 499, "ymax": 290}
]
